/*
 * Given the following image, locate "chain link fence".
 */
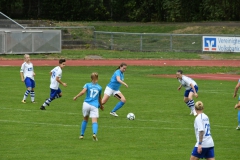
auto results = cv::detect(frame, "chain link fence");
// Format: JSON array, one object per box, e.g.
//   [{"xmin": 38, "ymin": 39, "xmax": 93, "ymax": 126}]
[{"xmin": 93, "ymin": 31, "xmax": 240, "ymax": 52}]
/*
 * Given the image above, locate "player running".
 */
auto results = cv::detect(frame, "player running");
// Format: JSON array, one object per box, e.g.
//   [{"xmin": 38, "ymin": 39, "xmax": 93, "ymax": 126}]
[
  {"xmin": 190, "ymin": 101, "xmax": 215, "ymax": 160},
  {"xmin": 40, "ymin": 59, "xmax": 67, "ymax": 110},
  {"xmin": 102, "ymin": 62, "xmax": 128, "ymax": 117},
  {"xmin": 233, "ymin": 79, "xmax": 240, "ymax": 130},
  {"xmin": 73, "ymin": 72, "xmax": 104, "ymax": 141},
  {"xmin": 176, "ymin": 70, "xmax": 198, "ymax": 116},
  {"xmin": 20, "ymin": 54, "xmax": 36, "ymax": 103}
]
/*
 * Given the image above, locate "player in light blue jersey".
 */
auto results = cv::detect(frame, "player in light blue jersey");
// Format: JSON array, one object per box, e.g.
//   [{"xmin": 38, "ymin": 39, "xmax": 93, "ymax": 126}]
[
  {"xmin": 73, "ymin": 72, "xmax": 104, "ymax": 141},
  {"xmin": 176, "ymin": 70, "xmax": 198, "ymax": 116},
  {"xmin": 233, "ymin": 79, "xmax": 240, "ymax": 130},
  {"xmin": 40, "ymin": 59, "xmax": 67, "ymax": 110},
  {"xmin": 102, "ymin": 63, "xmax": 128, "ymax": 117},
  {"xmin": 20, "ymin": 54, "xmax": 36, "ymax": 103},
  {"xmin": 190, "ymin": 101, "xmax": 215, "ymax": 160}
]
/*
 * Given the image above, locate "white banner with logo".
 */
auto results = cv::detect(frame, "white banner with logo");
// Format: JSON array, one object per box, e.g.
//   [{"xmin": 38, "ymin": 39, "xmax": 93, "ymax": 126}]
[{"xmin": 202, "ymin": 36, "xmax": 240, "ymax": 52}]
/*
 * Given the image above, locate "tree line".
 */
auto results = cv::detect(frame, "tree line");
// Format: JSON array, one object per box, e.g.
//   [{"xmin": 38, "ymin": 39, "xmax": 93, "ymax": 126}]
[{"xmin": 1, "ymin": 0, "xmax": 240, "ymax": 22}]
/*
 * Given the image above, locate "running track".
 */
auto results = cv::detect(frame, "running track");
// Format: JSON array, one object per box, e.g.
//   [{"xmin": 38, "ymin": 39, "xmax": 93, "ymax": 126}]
[{"xmin": 0, "ymin": 59, "xmax": 239, "ymax": 81}]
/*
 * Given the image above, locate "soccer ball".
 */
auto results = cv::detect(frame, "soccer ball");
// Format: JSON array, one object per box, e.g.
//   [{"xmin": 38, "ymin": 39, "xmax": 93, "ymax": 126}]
[{"xmin": 127, "ymin": 113, "xmax": 135, "ymax": 120}]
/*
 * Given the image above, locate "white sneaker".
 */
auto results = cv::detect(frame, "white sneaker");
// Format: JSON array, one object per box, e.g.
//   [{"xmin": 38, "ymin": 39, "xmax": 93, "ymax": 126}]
[
  {"xmin": 193, "ymin": 110, "xmax": 197, "ymax": 116},
  {"xmin": 236, "ymin": 126, "xmax": 240, "ymax": 130},
  {"xmin": 110, "ymin": 112, "xmax": 118, "ymax": 117},
  {"xmin": 93, "ymin": 134, "xmax": 98, "ymax": 141},
  {"xmin": 190, "ymin": 110, "xmax": 193, "ymax": 115}
]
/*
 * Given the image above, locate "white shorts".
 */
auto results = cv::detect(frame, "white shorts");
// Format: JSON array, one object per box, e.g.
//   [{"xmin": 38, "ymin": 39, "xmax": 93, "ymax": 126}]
[
  {"xmin": 82, "ymin": 102, "xmax": 99, "ymax": 118},
  {"xmin": 104, "ymin": 86, "xmax": 121, "ymax": 96}
]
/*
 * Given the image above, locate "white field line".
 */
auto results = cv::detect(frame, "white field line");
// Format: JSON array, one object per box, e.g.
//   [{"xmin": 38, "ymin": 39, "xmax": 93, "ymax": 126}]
[{"xmin": 0, "ymin": 119, "xmax": 233, "ymax": 130}]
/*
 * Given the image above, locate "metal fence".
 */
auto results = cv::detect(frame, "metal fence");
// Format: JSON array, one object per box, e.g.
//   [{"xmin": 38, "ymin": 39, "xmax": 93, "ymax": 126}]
[
  {"xmin": 93, "ymin": 31, "xmax": 240, "ymax": 52},
  {"xmin": 0, "ymin": 12, "xmax": 62, "ymax": 54},
  {"xmin": 0, "ymin": 29, "xmax": 61, "ymax": 54}
]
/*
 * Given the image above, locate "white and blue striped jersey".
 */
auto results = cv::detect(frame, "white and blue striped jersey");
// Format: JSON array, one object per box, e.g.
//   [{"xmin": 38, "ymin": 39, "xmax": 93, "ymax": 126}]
[
  {"xmin": 50, "ymin": 66, "xmax": 62, "ymax": 90},
  {"xmin": 178, "ymin": 75, "xmax": 197, "ymax": 90},
  {"xmin": 194, "ymin": 113, "xmax": 214, "ymax": 148},
  {"xmin": 84, "ymin": 83, "xmax": 102, "ymax": 108},
  {"xmin": 20, "ymin": 62, "xmax": 34, "ymax": 80},
  {"xmin": 107, "ymin": 69, "xmax": 124, "ymax": 90}
]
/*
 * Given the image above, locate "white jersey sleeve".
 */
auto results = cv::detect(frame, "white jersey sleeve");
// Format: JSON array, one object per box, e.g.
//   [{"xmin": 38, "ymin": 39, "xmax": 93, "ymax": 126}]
[
  {"xmin": 178, "ymin": 75, "xmax": 197, "ymax": 90},
  {"xmin": 50, "ymin": 66, "xmax": 62, "ymax": 89},
  {"xmin": 20, "ymin": 62, "xmax": 34, "ymax": 80},
  {"xmin": 194, "ymin": 113, "xmax": 214, "ymax": 148}
]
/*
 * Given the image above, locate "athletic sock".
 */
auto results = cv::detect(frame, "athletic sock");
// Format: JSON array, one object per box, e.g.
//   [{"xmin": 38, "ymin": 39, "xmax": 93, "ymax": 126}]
[
  {"xmin": 112, "ymin": 101, "xmax": 125, "ymax": 112},
  {"xmin": 30, "ymin": 91, "xmax": 35, "ymax": 102},
  {"xmin": 92, "ymin": 122, "xmax": 98, "ymax": 135},
  {"xmin": 81, "ymin": 120, "xmax": 88, "ymax": 136},
  {"xmin": 238, "ymin": 110, "xmax": 240, "ymax": 126},
  {"xmin": 42, "ymin": 98, "xmax": 53, "ymax": 107},
  {"xmin": 23, "ymin": 90, "xmax": 30, "ymax": 100},
  {"xmin": 54, "ymin": 94, "xmax": 61, "ymax": 99},
  {"xmin": 186, "ymin": 100, "xmax": 195, "ymax": 110}
]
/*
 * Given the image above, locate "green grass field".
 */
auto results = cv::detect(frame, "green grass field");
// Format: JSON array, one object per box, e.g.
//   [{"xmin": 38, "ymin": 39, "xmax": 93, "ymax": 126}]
[{"xmin": 0, "ymin": 66, "xmax": 239, "ymax": 160}]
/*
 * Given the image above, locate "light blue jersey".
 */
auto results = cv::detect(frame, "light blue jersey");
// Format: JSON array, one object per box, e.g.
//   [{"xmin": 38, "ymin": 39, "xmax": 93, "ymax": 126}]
[
  {"xmin": 238, "ymin": 79, "xmax": 240, "ymax": 101},
  {"xmin": 107, "ymin": 69, "xmax": 124, "ymax": 90},
  {"xmin": 84, "ymin": 83, "xmax": 102, "ymax": 108}
]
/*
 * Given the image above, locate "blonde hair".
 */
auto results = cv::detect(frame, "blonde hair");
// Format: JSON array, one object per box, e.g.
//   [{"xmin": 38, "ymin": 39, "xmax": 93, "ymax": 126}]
[
  {"xmin": 91, "ymin": 72, "xmax": 98, "ymax": 82},
  {"xmin": 195, "ymin": 101, "xmax": 204, "ymax": 110}
]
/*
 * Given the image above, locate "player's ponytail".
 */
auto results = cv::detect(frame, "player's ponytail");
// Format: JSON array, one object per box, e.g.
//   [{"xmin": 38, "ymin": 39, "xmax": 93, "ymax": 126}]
[
  {"xmin": 91, "ymin": 72, "xmax": 98, "ymax": 83},
  {"xmin": 116, "ymin": 62, "xmax": 127, "ymax": 70}
]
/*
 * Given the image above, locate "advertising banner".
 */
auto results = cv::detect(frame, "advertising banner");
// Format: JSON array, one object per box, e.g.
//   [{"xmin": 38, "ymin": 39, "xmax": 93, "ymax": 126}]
[{"xmin": 203, "ymin": 36, "xmax": 240, "ymax": 52}]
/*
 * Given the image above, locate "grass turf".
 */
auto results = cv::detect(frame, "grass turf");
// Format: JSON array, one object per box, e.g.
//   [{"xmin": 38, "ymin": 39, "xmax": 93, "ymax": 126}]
[{"xmin": 0, "ymin": 66, "xmax": 239, "ymax": 160}]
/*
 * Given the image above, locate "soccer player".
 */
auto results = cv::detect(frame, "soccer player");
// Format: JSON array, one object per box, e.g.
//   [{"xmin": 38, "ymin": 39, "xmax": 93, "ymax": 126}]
[
  {"xmin": 20, "ymin": 54, "xmax": 36, "ymax": 103},
  {"xmin": 73, "ymin": 72, "xmax": 104, "ymax": 141},
  {"xmin": 40, "ymin": 59, "xmax": 67, "ymax": 110},
  {"xmin": 233, "ymin": 79, "xmax": 240, "ymax": 130},
  {"xmin": 176, "ymin": 70, "xmax": 198, "ymax": 116},
  {"xmin": 102, "ymin": 62, "xmax": 128, "ymax": 117},
  {"xmin": 190, "ymin": 101, "xmax": 215, "ymax": 160}
]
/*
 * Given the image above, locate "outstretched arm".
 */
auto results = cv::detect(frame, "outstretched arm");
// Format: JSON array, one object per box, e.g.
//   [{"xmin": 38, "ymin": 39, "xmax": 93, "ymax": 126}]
[
  {"xmin": 73, "ymin": 88, "xmax": 87, "ymax": 100},
  {"xmin": 116, "ymin": 76, "xmax": 128, "ymax": 88}
]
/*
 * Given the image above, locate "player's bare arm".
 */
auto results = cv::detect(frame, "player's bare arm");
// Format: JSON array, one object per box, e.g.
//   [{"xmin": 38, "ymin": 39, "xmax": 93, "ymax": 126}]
[
  {"xmin": 190, "ymin": 83, "xmax": 198, "ymax": 98},
  {"xmin": 20, "ymin": 72, "xmax": 24, "ymax": 82},
  {"xmin": 233, "ymin": 82, "xmax": 240, "ymax": 98},
  {"xmin": 56, "ymin": 77, "xmax": 67, "ymax": 87},
  {"xmin": 73, "ymin": 88, "xmax": 87, "ymax": 100},
  {"xmin": 116, "ymin": 76, "xmax": 128, "ymax": 88},
  {"xmin": 178, "ymin": 84, "xmax": 182, "ymax": 90},
  {"xmin": 99, "ymin": 96, "xmax": 104, "ymax": 111},
  {"xmin": 197, "ymin": 131, "xmax": 204, "ymax": 154}
]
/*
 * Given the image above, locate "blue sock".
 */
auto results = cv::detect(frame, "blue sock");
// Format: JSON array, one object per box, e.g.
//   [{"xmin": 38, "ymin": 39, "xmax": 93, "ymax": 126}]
[
  {"xmin": 111, "ymin": 101, "xmax": 125, "ymax": 112},
  {"xmin": 81, "ymin": 120, "xmax": 88, "ymax": 136},
  {"xmin": 92, "ymin": 122, "xmax": 98, "ymax": 135},
  {"xmin": 238, "ymin": 110, "xmax": 240, "ymax": 126}
]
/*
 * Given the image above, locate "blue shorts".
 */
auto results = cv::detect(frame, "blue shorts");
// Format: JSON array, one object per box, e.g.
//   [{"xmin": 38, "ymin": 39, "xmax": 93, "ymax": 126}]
[
  {"xmin": 191, "ymin": 147, "xmax": 215, "ymax": 159},
  {"xmin": 50, "ymin": 88, "xmax": 61, "ymax": 98},
  {"xmin": 24, "ymin": 77, "xmax": 35, "ymax": 88},
  {"xmin": 184, "ymin": 85, "xmax": 198, "ymax": 97}
]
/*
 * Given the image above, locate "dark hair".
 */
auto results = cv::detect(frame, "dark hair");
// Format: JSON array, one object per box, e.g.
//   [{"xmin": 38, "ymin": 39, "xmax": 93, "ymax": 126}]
[
  {"xmin": 116, "ymin": 62, "xmax": 127, "ymax": 70},
  {"xmin": 59, "ymin": 59, "xmax": 66, "ymax": 64},
  {"xmin": 177, "ymin": 70, "xmax": 183, "ymax": 74}
]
